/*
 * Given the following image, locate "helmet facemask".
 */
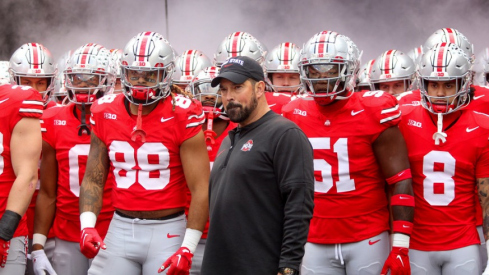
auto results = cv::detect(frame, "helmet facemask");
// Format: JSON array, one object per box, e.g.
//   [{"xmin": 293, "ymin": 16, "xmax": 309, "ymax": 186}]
[
  {"xmin": 300, "ymin": 61, "xmax": 354, "ymax": 101},
  {"xmin": 121, "ymin": 64, "xmax": 174, "ymax": 105},
  {"xmin": 65, "ymin": 72, "xmax": 108, "ymax": 104},
  {"xmin": 419, "ymin": 75, "xmax": 471, "ymax": 115}
]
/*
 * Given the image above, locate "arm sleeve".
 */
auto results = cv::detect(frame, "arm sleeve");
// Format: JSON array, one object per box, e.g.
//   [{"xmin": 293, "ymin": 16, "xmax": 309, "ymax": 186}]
[{"xmin": 274, "ymin": 127, "xmax": 315, "ymax": 270}]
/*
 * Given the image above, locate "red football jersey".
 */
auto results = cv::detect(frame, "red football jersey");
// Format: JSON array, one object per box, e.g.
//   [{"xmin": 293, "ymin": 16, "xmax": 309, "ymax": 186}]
[
  {"xmin": 399, "ymin": 105, "xmax": 489, "ymax": 251},
  {"xmin": 265, "ymin": 92, "xmax": 293, "ymax": 114},
  {"xmin": 0, "ymin": 84, "xmax": 43, "ymax": 237},
  {"xmin": 91, "ymin": 93, "xmax": 204, "ymax": 211},
  {"xmin": 42, "ymin": 104, "xmax": 114, "ymax": 241},
  {"xmin": 398, "ymin": 87, "xmax": 489, "ymax": 227},
  {"xmin": 207, "ymin": 121, "xmax": 237, "ymax": 163},
  {"xmin": 282, "ymin": 91, "xmax": 401, "ymax": 243}
]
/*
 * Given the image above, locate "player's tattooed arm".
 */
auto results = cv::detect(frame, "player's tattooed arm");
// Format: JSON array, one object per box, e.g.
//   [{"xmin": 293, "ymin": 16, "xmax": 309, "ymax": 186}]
[
  {"xmin": 79, "ymin": 132, "xmax": 109, "ymax": 216},
  {"xmin": 373, "ymin": 126, "xmax": 414, "ymax": 223},
  {"xmin": 478, "ymin": 177, "xmax": 489, "ymax": 241}
]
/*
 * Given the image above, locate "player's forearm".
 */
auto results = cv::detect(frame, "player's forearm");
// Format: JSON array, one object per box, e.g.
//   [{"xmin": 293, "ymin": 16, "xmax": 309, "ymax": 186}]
[
  {"xmin": 392, "ymin": 180, "xmax": 414, "ymax": 222},
  {"xmin": 79, "ymin": 133, "xmax": 109, "ymax": 216},
  {"xmin": 478, "ymin": 178, "xmax": 489, "ymax": 241},
  {"xmin": 32, "ymin": 191, "xmax": 56, "ymax": 242},
  {"xmin": 6, "ymin": 172, "xmax": 37, "ymax": 216},
  {"xmin": 186, "ymin": 190, "xmax": 208, "ymax": 231}
]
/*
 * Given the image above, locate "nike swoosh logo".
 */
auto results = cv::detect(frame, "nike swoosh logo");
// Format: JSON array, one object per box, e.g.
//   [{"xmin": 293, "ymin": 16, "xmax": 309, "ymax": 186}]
[
  {"xmin": 0, "ymin": 98, "xmax": 9, "ymax": 104},
  {"xmin": 167, "ymin": 233, "xmax": 180, "ymax": 238},
  {"xmin": 397, "ymin": 255, "xmax": 404, "ymax": 266},
  {"xmin": 399, "ymin": 196, "xmax": 409, "ymax": 199},
  {"xmin": 351, "ymin": 109, "xmax": 364, "ymax": 116},
  {"xmin": 268, "ymin": 104, "xmax": 277, "ymax": 107},
  {"xmin": 474, "ymin": 95, "xmax": 485, "ymax": 100},
  {"xmin": 368, "ymin": 239, "xmax": 380, "ymax": 245},
  {"xmin": 403, "ymin": 225, "xmax": 410, "ymax": 228},
  {"xmin": 161, "ymin": 117, "xmax": 174, "ymax": 123},
  {"xmin": 466, "ymin": 126, "xmax": 479, "ymax": 133}
]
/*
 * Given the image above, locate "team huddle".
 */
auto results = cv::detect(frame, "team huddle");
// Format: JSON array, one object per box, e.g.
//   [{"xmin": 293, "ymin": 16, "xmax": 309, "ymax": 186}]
[{"xmin": 0, "ymin": 27, "xmax": 488, "ymax": 275}]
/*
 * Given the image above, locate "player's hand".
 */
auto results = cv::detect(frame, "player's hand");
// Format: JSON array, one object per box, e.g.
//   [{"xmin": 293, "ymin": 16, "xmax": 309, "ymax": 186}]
[
  {"xmin": 0, "ymin": 239, "xmax": 9, "ymax": 268},
  {"xmin": 158, "ymin": 247, "xmax": 193, "ymax": 274},
  {"xmin": 30, "ymin": 249, "xmax": 57, "ymax": 275},
  {"xmin": 381, "ymin": 246, "xmax": 410, "ymax": 275},
  {"xmin": 80, "ymin": 228, "xmax": 106, "ymax": 259}
]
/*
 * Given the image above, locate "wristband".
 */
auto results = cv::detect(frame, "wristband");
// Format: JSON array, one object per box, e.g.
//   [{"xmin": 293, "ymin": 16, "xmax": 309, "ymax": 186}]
[
  {"xmin": 32, "ymin": 233, "xmax": 47, "ymax": 247},
  {"xmin": 181, "ymin": 228, "xmax": 202, "ymax": 254},
  {"xmin": 386, "ymin": 168, "xmax": 412, "ymax": 185},
  {"xmin": 392, "ymin": 233, "xmax": 410, "ymax": 248},
  {"xmin": 0, "ymin": 210, "xmax": 22, "ymax": 241},
  {"xmin": 80, "ymin": 211, "xmax": 97, "ymax": 230},
  {"xmin": 391, "ymin": 194, "xmax": 415, "ymax": 207},
  {"xmin": 393, "ymin": 220, "xmax": 413, "ymax": 235}
]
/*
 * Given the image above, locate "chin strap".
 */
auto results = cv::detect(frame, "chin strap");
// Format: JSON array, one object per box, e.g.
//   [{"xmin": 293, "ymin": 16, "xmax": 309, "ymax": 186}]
[
  {"xmin": 433, "ymin": 112, "xmax": 447, "ymax": 145},
  {"xmin": 203, "ymin": 107, "xmax": 220, "ymax": 146},
  {"xmin": 131, "ymin": 104, "xmax": 147, "ymax": 142},
  {"xmin": 77, "ymin": 103, "xmax": 91, "ymax": 136}
]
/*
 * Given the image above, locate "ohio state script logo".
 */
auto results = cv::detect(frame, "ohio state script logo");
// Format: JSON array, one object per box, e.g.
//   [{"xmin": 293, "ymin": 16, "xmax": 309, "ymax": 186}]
[{"xmin": 241, "ymin": 140, "xmax": 253, "ymax": 152}]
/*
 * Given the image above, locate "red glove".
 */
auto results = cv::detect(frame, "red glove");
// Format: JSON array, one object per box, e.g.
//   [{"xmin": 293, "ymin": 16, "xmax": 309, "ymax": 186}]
[
  {"xmin": 80, "ymin": 228, "xmax": 106, "ymax": 259},
  {"xmin": 381, "ymin": 247, "xmax": 410, "ymax": 275},
  {"xmin": 158, "ymin": 247, "xmax": 193, "ymax": 274},
  {"xmin": 0, "ymin": 239, "xmax": 9, "ymax": 268}
]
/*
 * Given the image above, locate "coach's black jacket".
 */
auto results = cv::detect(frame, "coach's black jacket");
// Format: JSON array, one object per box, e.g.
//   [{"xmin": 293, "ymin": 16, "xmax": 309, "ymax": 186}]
[{"xmin": 201, "ymin": 111, "xmax": 315, "ymax": 274}]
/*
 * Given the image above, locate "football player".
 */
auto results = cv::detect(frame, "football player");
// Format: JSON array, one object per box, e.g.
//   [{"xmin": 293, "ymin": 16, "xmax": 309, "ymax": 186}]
[
  {"xmin": 9, "ymin": 42, "xmax": 58, "ymax": 274},
  {"xmin": 31, "ymin": 43, "xmax": 115, "ymax": 275},
  {"xmin": 0, "ymin": 84, "xmax": 43, "ymax": 274},
  {"xmin": 399, "ymin": 42, "xmax": 487, "ymax": 275},
  {"xmin": 264, "ymin": 42, "xmax": 303, "ymax": 113},
  {"xmin": 369, "ymin": 50, "xmax": 415, "ymax": 96},
  {"xmin": 282, "ymin": 31, "xmax": 414, "ymax": 275},
  {"xmin": 172, "ymin": 50, "xmax": 212, "ymax": 92},
  {"xmin": 79, "ymin": 32, "xmax": 209, "ymax": 275}
]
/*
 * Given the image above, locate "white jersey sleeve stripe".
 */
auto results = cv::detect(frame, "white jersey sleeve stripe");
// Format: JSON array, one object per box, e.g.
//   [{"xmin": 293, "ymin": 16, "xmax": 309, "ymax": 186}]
[
  {"xmin": 381, "ymin": 104, "xmax": 399, "ymax": 114},
  {"xmin": 380, "ymin": 111, "xmax": 401, "ymax": 124},
  {"xmin": 186, "ymin": 118, "xmax": 206, "ymax": 128},
  {"xmin": 19, "ymin": 108, "xmax": 43, "ymax": 114},
  {"xmin": 22, "ymin": 100, "xmax": 44, "ymax": 106}
]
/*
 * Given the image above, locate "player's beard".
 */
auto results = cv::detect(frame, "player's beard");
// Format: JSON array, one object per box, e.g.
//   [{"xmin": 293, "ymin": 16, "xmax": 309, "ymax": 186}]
[{"xmin": 225, "ymin": 89, "xmax": 258, "ymax": 123}]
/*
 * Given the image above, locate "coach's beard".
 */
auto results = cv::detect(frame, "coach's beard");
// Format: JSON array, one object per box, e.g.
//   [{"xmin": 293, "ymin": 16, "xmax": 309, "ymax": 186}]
[{"xmin": 225, "ymin": 95, "xmax": 258, "ymax": 124}]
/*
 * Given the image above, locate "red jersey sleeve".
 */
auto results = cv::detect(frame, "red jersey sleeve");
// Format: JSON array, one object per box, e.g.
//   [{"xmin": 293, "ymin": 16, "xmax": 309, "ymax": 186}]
[
  {"xmin": 9, "ymin": 86, "xmax": 43, "ymax": 130},
  {"xmin": 177, "ymin": 96, "xmax": 205, "ymax": 142}
]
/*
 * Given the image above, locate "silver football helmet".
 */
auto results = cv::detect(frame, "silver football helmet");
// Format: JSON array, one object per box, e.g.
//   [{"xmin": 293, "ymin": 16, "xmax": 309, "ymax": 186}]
[
  {"xmin": 423, "ymin": 28, "xmax": 474, "ymax": 63},
  {"xmin": 172, "ymin": 50, "xmax": 212, "ymax": 88},
  {"xmin": 265, "ymin": 42, "xmax": 301, "ymax": 93},
  {"xmin": 110, "ymin": 49, "xmax": 123, "ymax": 94},
  {"xmin": 120, "ymin": 32, "xmax": 175, "ymax": 105},
  {"xmin": 299, "ymin": 31, "xmax": 358, "ymax": 102},
  {"xmin": 9, "ymin": 43, "xmax": 57, "ymax": 103},
  {"xmin": 370, "ymin": 50, "xmax": 415, "ymax": 96},
  {"xmin": 190, "ymin": 66, "xmax": 223, "ymax": 113},
  {"xmin": 355, "ymin": 59, "xmax": 375, "ymax": 91},
  {"xmin": 214, "ymin": 32, "xmax": 267, "ymax": 67},
  {"xmin": 418, "ymin": 43, "xmax": 472, "ymax": 114},
  {"xmin": 64, "ymin": 43, "xmax": 114, "ymax": 104}
]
